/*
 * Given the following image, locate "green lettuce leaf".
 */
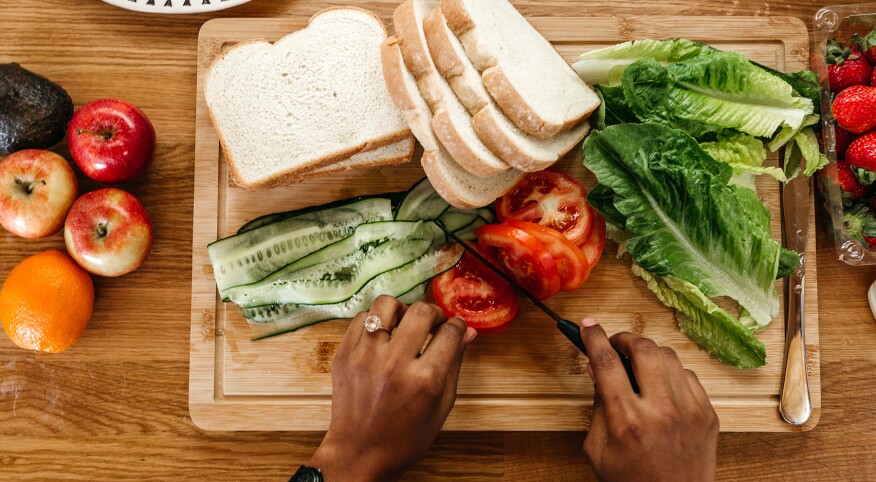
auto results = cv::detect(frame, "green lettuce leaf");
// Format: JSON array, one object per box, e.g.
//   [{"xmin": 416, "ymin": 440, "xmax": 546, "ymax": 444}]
[
  {"xmin": 584, "ymin": 123, "xmax": 782, "ymax": 327},
  {"xmin": 699, "ymin": 132, "xmax": 787, "ymax": 189},
  {"xmin": 752, "ymin": 64, "xmax": 821, "ymax": 114},
  {"xmin": 574, "ymin": 39, "xmax": 715, "ymax": 86},
  {"xmin": 796, "ymin": 127, "xmax": 828, "ymax": 177},
  {"xmin": 768, "ymin": 114, "xmax": 819, "ymax": 152},
  {"xmin": 631, "ymin": 264, "xmax": 767, "ymax": 368},
  {"xmin": 593, "ymin": 85, "xmax": 638, "ymax": 130},
  {"xmin": 622, "ymin": 54, "xmax": 814, "ymax": 139}
]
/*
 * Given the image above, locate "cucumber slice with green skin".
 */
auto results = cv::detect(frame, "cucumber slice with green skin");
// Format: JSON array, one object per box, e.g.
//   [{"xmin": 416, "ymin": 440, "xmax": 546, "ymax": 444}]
[
  {"xmin": 454, "ymin": 216, "xmax": 489, "ymax": 241},
  {"xmin": 438, "ymin": 207, "xmax": 480, "ymax": 232},
  {"xmin": 244, "ymin": 245, "xmax": 463, "ymax": 340},
  {"xmin": 227, "ymin": 224, "xmax": 435, "ymax": 308},
  {"xmin": 244, "ymin": 282, "xmax": 427, "ymax": 326},
  {"xmin": 477, "ymin": 207, "xmax": 495, "ymax": 224},
  {"xmin": 237, "ymin": 193, "xmax": 406, "ymax": 234},
  {"xmin": 209, "ymin": 198, "xmax": 393, "ymax": 294},
  {"xmin": 219, "ymin": 220, "xmax": 426, "ymax": 301},
  {"xmin": 395, "ymin": 177, "xmax": 450, "ymax": 221}
]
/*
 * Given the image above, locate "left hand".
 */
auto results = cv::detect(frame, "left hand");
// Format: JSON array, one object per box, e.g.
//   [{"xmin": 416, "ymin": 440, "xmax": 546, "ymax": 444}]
[{"xmin": 308, "ymin": 296, "xmax": 477, "ymax": 481}]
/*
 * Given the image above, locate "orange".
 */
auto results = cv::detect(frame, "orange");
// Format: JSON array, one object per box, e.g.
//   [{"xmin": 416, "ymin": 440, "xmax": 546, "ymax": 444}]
[{"xmin": 0, "ymin": 250, "xmax": 94, "ymax": 353}]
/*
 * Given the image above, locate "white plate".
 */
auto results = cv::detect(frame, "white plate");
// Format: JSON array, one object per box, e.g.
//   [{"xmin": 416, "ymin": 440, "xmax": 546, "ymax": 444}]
[{"xmin": 101, "ymin": 0, "xmax": 252, "ymax": 14}]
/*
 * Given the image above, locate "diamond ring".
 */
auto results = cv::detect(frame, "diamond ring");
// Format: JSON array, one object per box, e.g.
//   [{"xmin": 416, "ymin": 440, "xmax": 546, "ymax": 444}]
[{"xmin": 363, "ymin": 315, "xmax": 385, "ymax": 333}]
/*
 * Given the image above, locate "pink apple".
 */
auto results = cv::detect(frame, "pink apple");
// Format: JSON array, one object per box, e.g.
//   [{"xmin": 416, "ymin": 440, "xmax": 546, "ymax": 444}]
[
  {"xmin": 67, "ymin": 99, "xmax": 156, "ymax": 184},
  {"xmin": 0, "ymin": 149, "xmax": 78, "ymax": 239},
  {"xmin": 64, "ymin": 188, "xmax": 153, "ymax": 277}
]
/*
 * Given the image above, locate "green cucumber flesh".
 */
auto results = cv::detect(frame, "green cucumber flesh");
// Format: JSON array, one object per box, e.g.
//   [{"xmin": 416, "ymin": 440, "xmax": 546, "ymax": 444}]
[
  {"xmin": 454, "ymin": 216, "xmax": 489, "ymax": 241},
  {"xmin": 237, "ymin": 193, "xmax": 405, "ymax": 234},
  {"xmin": 438, "ymin": 207, "xmax": 480, "ymax": 232},
  {"xmin": 219, "ymin": 220, "xmax": 425, "ymax": 300},
  {"xmin": 395, "ymin": 177, "xmax": 450, "ymax": 221},
  {"xmin": 477, "ymin": 207, "xmax": 495, "ymax": 223},
  {"xmin": 209, "ymin": 198, "xmax": 392, "ymax": 293},
  {"xmin": 245, "ymin": 245, "xmax": 463, "ymax": 340},
  {"xmin": 227, "ymin": 225, "xmax": 434, "ymax": 308}
]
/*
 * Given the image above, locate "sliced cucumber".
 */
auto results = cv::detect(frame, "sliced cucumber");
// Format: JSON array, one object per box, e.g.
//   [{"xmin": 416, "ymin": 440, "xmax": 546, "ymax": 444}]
[
  {"xmin": 395, "ymin": 177, "xmax": 450, "ymax": 221},
  {"xmin": 477, "ymin": 207, "xmax": 496, "ymax": 224},
  {"xmin": 244, "ymin": 245, "xmax": 464, "ymax": 340},
  {"xmin": 209, "ymin": 198, "xmax": 393, "ymax": 293},
  {"xmin": 220, "ymin": 220, "xmax": 424, "ymax": 300},
  {"xmin": 438, "ymin": 207, "xmax": 480, "ymax": 232},
  {"xmin": 238, "ymin": 193, "xmax": 405, "ymax": 234},
  {"xmin": 454, "ymin": 216, "xmax": 489, "ymax": 241},
  {"xmin": 227, "ymin": 224, "xmax": 434, "ymax": 308}
]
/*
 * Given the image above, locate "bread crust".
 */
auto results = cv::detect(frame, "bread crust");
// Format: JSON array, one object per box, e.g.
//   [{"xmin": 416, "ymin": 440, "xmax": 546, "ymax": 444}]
[
  {"xmin": 440, "ymin": 0, "xmax": 598, "ymax": 139},
  {"xmin": 422, "ymin": 7, "xmax": 487, "ymax": 115},
  {"xmin": 205, "ymin": 8, "xmax": 409, "ymax": 190},
  {"xmin": 431, "ymin": 109, "xmax": 506, "ymax": 177},
  {"xmin": 291, "ymin": 137, "xmax": 416, "ymax": 183}
]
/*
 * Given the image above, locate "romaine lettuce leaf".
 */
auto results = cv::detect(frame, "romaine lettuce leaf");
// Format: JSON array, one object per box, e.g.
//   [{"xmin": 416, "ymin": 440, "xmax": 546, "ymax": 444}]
[
  {"xmin": 631, "ymin": 264, "xmax": 767, "ymax": 368},
  {"xmin": 621, "ymin": 54, "xmax": 814, "ymax": 139},
  {"xmin": 574, "ymin": 39, "xmax": 715, "ymax": 86},
  {"xmin": 699, "ymin": 132, "xmax": 787, "ymax": 189},
  {"xmin": 796, "ymin": 127, "xmax": 829, "ymax": 177},
  {"xmin": 593, "ymin": 85, "xmax": 638, "ymax": 130},
  {"xmin": 584, "ymin": 123, "xmax": 782, "ymax": 327}
]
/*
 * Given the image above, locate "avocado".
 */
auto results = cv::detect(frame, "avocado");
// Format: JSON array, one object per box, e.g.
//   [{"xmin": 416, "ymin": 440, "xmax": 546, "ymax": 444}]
[{"xmin": 0, "ymin": 63, "xmax": 74, "ymax": 155}]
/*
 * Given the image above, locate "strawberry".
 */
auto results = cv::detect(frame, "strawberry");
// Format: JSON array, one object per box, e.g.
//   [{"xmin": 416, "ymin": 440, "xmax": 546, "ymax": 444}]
[
  {"xmin": 837, "ymin": 161, "xmax": 867, "ymax": 202},
  {"xmin": 866, "ymin": 236, "xmax": 876, "ymax": 249},
  {"xmin": 843, "ymin": 203, "xmax": 876, "ymax": 247},
  {"xmin": 832, "ymin": 85, "xmax": 876, "ymax": 134},
  {"xmin": 826, "ymin": 40, "xmax": 872, "ymax": 93},
  {"xmin": 847, "ymin": 131, "xmax": 876, "ymax": 171},
  {"xmin": 834, "ymin": 125, "xmax": 855, "ymax": 158},
  {"xmin": 853, "ymin": 28, "xmax": 876, "ymax": 65}
]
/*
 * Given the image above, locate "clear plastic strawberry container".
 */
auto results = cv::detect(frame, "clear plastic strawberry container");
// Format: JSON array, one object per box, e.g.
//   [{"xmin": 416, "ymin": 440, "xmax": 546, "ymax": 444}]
[{"xmin": 813, "ymin": 3, "xmax": 876, "ymax": 265}]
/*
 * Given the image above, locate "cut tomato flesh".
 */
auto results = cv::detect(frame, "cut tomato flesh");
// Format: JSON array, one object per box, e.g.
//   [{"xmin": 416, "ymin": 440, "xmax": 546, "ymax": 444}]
[
  {"xmin": 432, "ymin": 252, "xmax": 518, "ymax": 333},
  {"xmin": 581, "ymin": 213, "xmax": 606, "ymax": 267},
  {"xmin": 505, "ymin": 220, "xmax": 591, "ymax": 291},
  {"xmin": 496, "ymin": 170, "xmax": 593, "ymax": 246},
  {"xmin": 476, "ymin": 224, "xmax": 561, "ymax": 300}
]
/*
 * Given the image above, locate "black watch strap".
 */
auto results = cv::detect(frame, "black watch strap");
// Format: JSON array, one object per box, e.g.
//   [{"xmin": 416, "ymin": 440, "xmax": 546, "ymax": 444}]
[{"xmin": 289, "ymin": 465, "xmax": 323, "ymax": 482}]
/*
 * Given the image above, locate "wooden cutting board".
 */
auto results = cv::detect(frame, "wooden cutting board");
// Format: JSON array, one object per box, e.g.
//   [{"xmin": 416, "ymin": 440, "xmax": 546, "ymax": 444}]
[{"xmin": 189, "ymin": 15, "xmax": 820, "ymax": 432}]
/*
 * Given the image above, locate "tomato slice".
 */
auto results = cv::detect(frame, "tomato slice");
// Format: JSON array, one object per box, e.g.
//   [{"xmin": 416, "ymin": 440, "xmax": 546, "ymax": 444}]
[
  {"xmin": 581, "ymin": 213, "xmax": 606, "ymax": 267},
  {"xmin": 476, "ymin": 224, "xmax": 561, "ymax": 300},
  {"xmin": 505, "ymin": 220, "xmax": 591, "ymax": 291},
  {"xmin": 432, "ymin": 252, "xmax": 518, "ymax": 333},
  {"xmin": 495, "ymin": 170, "xmax": 593, "ymax": 247}
]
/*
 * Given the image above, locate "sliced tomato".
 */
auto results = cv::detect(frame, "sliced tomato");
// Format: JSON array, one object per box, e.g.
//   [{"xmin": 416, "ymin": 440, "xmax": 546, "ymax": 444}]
[
  {"xmin": 505, "ymin": 220, "xmax": 591, "ymax": 291},
  {"xmin": 495, "ymin": 170, "xmax": 593, "ymax": 246},
  {"xmin": 432, "ymin": 251, "xmax": 518, "ymax": 333},
  {"xmin": 581, "ymin": 213, "xmax": 606, "ymax": 267},
  {"xmin": 476, "ymin": 224, "xmax": 561, "ymax": 300}
]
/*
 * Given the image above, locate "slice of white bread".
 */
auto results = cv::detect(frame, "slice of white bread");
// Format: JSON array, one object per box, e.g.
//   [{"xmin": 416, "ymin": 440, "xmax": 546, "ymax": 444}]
[
  {"xmin": 393, "ymin": 0, "xmax": 511, "ymax": 178},
  {"xmin": 294, "ymin": 137, "xmax": 415, "ymax": 182},
  {"xmin": 381, "ymin": 36, "xmax": 523, "ymax": 208},
  {"xmin": 205, "ymin": 7, "xmax": 410, "ymax": 189},
  {"xmin": 441, "ymin": 0, "xmax": 600, "ymax": 139},
  {"xmin": 423, "ymin": 7, "xmax": 590, "ymax": 172}
]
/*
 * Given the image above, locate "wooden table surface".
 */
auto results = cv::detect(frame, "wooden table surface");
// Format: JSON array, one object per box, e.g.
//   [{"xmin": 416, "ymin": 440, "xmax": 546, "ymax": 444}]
[{"xmin": 1, "ymin": 0, "xmax": 874, "ymax": 480}]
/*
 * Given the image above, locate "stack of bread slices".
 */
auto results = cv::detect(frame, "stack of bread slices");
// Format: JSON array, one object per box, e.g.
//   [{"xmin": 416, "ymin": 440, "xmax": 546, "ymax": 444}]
[
  {"xmin": 205, "ymin": 8, "xmax": 416, "ymax": 189},
  {"xmin": 382, "ymin": 0, "xmax": 600, "ymax": 208}
]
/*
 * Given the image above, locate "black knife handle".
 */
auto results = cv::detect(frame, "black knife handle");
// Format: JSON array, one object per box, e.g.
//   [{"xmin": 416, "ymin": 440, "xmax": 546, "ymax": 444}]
[{"xmin": 556, "ymin": 319, "xmax": 640, "ymax": 394}]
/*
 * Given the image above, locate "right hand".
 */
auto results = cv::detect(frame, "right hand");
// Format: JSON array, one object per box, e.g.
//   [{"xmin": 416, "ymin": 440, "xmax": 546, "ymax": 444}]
[{"xmin": 580, "ymin": 318, "xmax": 719, "ymax": 482}]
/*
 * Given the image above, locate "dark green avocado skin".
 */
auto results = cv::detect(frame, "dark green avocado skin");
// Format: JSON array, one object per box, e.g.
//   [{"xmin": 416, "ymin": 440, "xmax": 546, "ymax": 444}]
[{"xmin": 0, "ymin": 63, "xmax": 74, "ymax": 155}]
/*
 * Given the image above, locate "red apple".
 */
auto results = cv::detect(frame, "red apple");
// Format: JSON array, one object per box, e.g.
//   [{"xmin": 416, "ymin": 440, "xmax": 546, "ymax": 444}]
[
  {"xmin": 64, "ymin": 188, "xmax": 153, "ymax": 277},
  {"xmin": 67, "ymin": 99, "xmax": 156, "ymax": 184},
  {"xmin": 0, "ymin": 149, "xmax": 78, "ymax": 239}
]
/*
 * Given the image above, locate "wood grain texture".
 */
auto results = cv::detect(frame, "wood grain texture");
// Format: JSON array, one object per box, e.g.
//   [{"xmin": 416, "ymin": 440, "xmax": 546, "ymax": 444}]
[
  {"xmin": 190, "ymin": 15, "xmax": 819, "ymax": 432},
  {"xmin": 0, "ymin": 0, "xmax": 873, "ymax": 480}
]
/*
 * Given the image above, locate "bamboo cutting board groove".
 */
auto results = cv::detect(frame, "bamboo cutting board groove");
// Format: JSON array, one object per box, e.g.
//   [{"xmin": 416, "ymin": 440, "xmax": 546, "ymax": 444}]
[{"xmin": 190, "ymin": 15, "xmax": 820, "ymax": 432}]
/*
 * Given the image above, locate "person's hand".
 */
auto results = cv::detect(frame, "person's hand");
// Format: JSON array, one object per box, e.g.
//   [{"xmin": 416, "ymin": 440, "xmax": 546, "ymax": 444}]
[
  {"xmin": 580, "ymin": 318, "xmax": 719, "ymax": 482},
  {"xmin": 308, "ymin": 296, "xmax": 477, "ymax": 481}
]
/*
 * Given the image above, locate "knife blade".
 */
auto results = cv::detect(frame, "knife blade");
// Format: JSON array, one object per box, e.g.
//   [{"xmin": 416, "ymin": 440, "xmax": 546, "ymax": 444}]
[
  {"xmin": 778, "ymin": 164, "xmax": 812, "ymax": 425},
  {"xmin": 436, "ymin": 221, "xmax": 638, "ymax": 393}
]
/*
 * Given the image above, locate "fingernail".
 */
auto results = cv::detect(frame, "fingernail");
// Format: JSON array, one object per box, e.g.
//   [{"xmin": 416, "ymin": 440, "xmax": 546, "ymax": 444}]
[
  {"xmin": 582, "ymin": 317, "xmax": 598, "ymax": 327},
  {"xmin": 587, "ymin": 364, "xmax": 595, "ymax": 383},
  {"xmin": 463, "ymin": 327, "xmax": 478, "ymax": 344}
]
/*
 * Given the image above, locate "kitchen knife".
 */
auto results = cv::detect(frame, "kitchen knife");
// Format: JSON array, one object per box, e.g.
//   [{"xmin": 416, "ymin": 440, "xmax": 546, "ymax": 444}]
[
  {"xmin": 437, "ymin": 222, "xmax": 639, "ymax": 393},
  {"xmin": 778, "ymin": 162, "xmax": 812, "ymax": 425}
]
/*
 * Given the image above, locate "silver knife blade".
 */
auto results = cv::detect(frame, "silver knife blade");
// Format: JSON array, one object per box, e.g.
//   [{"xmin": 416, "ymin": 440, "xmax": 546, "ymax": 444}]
[{"xmin": 778, "ymin": 168, "xmax": 812, "ymax": 425}]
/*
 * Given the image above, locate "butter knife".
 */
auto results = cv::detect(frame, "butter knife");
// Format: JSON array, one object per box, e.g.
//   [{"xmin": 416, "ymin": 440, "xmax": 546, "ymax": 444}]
[{"xmin": 778, "ymin": 170, "xmax": 812, "ymax": 425}]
